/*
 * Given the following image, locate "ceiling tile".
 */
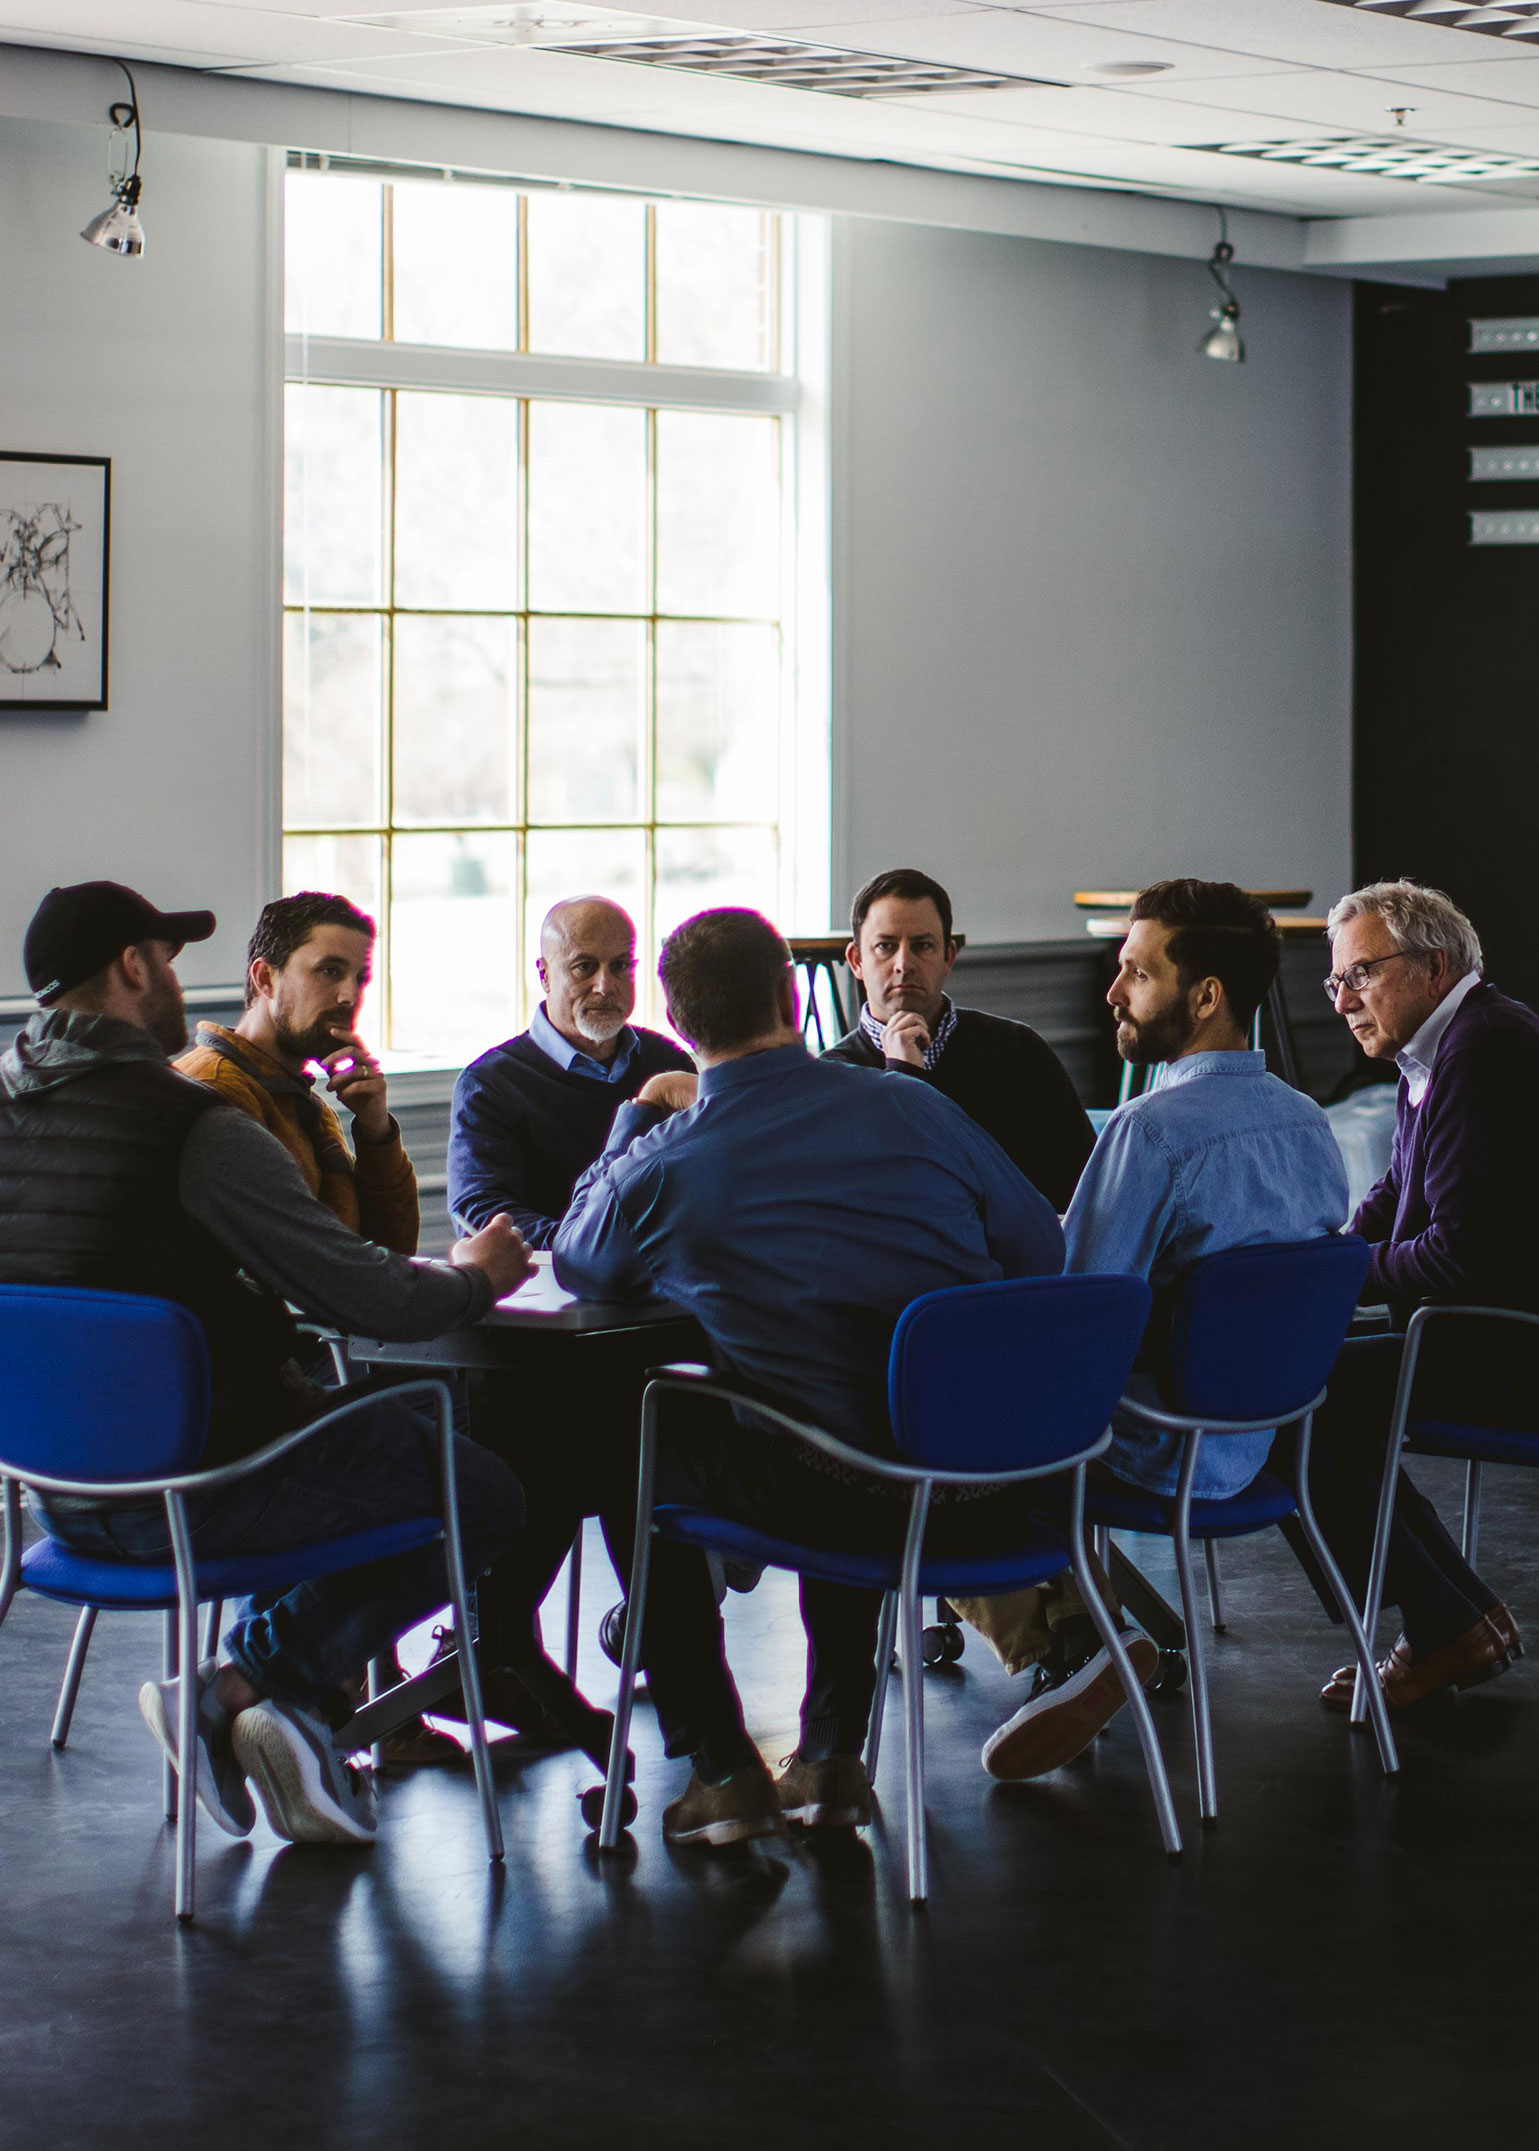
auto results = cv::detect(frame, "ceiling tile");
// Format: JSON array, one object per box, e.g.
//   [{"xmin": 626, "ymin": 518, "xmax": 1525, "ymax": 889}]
[
  {"xmin": 1113, "ymin": 61, "xmax": 1534, "ymax": 132},
  {"xmin": 1026, "ymin": 0, "xmax": 1514, "ymax": 69}
]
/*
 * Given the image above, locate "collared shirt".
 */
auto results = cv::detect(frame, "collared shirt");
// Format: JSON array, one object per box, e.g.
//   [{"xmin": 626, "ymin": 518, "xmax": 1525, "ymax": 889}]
[
  {"xmin": 1395, "ymin": 969, "xmax": 1481, "ymax": 1108},
  {"xmin": 858, "ymin": 993, "xmax": 958, "ymax": 1071},
  {"xmin": 1063, "ymin": 1050, "xmax": 1349, "ymax": 1499},
  {"xmin": 553, "ymin": 1042, "xmax": 1063, "ymax": 1451},
  {"xmin": 528, "ymin": 1000, "xmax": 640, "ymax": 1086}
]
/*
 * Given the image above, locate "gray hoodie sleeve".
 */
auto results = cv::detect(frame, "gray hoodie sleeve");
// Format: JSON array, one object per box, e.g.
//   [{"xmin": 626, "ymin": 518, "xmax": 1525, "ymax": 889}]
[{"xmin": 178, "ymin": 1109, "xmax": 491, "ymax": 1338}]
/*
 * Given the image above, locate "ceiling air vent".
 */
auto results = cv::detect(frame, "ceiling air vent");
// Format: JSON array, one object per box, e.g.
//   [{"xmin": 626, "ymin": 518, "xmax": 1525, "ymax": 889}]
[
  {"xmin": 1316, "ymin": 1, "xmax": 1539, "ymax": 41},
  {"xmin": 538, "ymin": 35, "xmax": 1053, "ymax": 96},
  {"xmin": 1206, "ymin": 135, "xmax": 1539, "ymax": 188}
]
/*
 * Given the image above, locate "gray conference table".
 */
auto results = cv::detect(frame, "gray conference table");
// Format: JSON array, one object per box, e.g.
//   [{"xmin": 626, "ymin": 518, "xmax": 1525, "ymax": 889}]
[{"xmin": 339, "ymin": 1255, "xmax": 700, "ymax": 1751}]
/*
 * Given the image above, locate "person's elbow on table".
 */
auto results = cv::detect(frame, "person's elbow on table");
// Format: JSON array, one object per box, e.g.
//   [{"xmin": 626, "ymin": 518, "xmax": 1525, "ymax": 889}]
[{"xmin": 450, "ymin": 1212, "xmax": 537, "ymax": 1302}]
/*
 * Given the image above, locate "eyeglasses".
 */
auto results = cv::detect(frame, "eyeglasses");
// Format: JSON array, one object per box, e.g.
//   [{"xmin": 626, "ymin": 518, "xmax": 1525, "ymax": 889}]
[{"xmin": 1322, "ymin": 952, "xmax": 1409, "ymax": 1001}]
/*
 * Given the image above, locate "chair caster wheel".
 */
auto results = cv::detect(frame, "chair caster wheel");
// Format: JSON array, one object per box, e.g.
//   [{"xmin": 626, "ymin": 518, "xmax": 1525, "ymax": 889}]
[
  {"xmin": 580, "ymin": 1783, "xmax": 637, "ymax": 1832},
  {"xmin": 921, "ymin": 1621, "xmax": 964, "ymax": 1667},
  {"xmin": 1154, "ymin": 1650, "xmax": 1188, "ymax": 1696},
  {"xmin": 599, "ymin": 1602, "xmax": 626, "ymax": 1667}
]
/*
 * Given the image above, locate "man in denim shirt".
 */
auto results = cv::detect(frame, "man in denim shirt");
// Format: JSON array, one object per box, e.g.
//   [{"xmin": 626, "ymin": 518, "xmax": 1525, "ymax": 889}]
[{"xmin": 961, "ymin": 880, "xmax": 1348, "ymax": 1781}]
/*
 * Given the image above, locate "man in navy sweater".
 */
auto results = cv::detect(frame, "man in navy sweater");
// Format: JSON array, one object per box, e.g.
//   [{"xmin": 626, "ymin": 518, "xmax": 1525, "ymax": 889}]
[
  {"xmin": 443, "ymin": 897, "xmax": 697, "ymax": 1720},
  {"xmin": 1305, "ymin": 882, "xmax": 1536, "ymax": 1712},
  {"xmin": 448, "ymin": 896, "xmax": 694, "ymax": 1246}
]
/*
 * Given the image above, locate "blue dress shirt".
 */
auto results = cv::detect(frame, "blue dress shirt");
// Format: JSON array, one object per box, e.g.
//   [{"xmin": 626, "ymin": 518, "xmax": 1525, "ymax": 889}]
[
  {"xmin": 1063, "ymin": 1050, "xmax": 1349, "ymax": 1498},
  {"xmin": 528, "ymin": 1001, "xmax": 641, "ymax": 1086},
  {"xmin": 553, "ymin": 1042, "xmax": 1064, "ymax": 1452}
]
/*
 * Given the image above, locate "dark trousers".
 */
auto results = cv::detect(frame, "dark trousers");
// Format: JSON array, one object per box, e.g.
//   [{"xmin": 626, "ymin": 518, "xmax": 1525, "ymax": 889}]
[
  {"xmin": 1283, "ymin": 1329, "xmax": 1529, "ymax": 1659},
  {"xmin": 38, "ymin": 1382, "xmax": 523, "ymax": 1726},
  {"xmin": 469, "ymin": 1326, "xmax": 753, "ymax": 1771},
  {"xmin": 659, "ymin": 1419, "xmax": 1050, "ymax": 1766}
]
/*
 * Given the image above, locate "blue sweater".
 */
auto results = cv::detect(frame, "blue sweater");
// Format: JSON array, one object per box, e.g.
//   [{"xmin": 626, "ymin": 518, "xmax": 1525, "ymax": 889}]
[{"xmin": 448, "ymin": 1024, "xmax": 694, "ymax": 1247}]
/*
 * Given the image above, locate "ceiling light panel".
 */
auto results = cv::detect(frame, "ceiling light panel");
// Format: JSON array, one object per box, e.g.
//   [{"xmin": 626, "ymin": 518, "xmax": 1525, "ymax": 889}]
[
  {"xmin": 1208, "ymin": 132, "xmax": 1539, "ymax": 186},
  {"xmin": 1319, "ymin": 2, "xmax": 1539, "ymax": 42}
]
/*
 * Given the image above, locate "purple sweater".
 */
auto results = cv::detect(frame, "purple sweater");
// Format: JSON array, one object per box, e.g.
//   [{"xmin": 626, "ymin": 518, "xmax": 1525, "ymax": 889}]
[{"xmin": 1351, "ymin": 982, "xmax": 1539, "ymax": 1315}]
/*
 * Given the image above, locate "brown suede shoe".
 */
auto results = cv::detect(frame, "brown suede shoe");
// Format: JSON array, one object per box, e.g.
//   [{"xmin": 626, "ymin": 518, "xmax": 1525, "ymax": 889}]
[
  {"xmin": 776, "ymin": 1752, "xmax": 871, "ymax": 1828},
  {"xmin": 1320, "ymin": 1604, "xmax": 1521, "ymax": 1713},
  {"xmin": 663, "ymin": 1759, "xmax": 786, "ymax": 1847}
]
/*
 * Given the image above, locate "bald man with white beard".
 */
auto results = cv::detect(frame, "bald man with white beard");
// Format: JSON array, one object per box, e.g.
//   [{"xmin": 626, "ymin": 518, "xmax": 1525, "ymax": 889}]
[
  {"xmin": 449, "ymin": 897, "xmax": 695, "ymax": 1249},
  {"xmin": 444, "ymin": 899, "xmax": 702, "ymax": 1740}
]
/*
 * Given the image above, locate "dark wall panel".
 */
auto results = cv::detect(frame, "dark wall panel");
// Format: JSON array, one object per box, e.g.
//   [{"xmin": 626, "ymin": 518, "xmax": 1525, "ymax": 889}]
[{"xmin": 1354, "ymin": 275, "xmax": 1539, "ymax": 1010}]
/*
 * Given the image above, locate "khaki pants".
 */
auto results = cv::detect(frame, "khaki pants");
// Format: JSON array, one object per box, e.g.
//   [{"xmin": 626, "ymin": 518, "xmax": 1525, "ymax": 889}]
[{"xmin": 949, "ymin": 1551, "xmax": 1119, "ymax": 1677}]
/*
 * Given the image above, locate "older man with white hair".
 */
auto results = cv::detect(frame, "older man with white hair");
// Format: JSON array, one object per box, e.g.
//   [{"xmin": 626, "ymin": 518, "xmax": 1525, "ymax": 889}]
[{"xmin": 1303, "ymin": 880, "xmax": 1539, "ymax": 1713}]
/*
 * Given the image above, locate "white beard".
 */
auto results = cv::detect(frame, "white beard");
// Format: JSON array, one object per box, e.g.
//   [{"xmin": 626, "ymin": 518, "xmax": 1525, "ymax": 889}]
[{"xmin": 574, "ymin": 1004, "xmax": 628, "ymax": 1047}]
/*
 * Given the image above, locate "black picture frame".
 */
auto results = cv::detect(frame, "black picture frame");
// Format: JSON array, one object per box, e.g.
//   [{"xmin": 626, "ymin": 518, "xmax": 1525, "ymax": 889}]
[{"xmin": 0, "ymin": 451, "xmax": 111, "ymax": 711}]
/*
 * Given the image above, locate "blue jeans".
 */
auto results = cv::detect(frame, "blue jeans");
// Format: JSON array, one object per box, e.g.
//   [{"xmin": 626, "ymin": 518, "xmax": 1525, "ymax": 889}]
[{"xmin": 36, "ymin": 1385, "xmax": 524, "ymax": 1726}]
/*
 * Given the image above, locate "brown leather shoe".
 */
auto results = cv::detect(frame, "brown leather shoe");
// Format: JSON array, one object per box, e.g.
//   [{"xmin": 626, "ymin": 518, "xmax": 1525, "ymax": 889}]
[{"xmin": 1320, "ymin": 1605, "xmax": 1520, "ymax": 1713}]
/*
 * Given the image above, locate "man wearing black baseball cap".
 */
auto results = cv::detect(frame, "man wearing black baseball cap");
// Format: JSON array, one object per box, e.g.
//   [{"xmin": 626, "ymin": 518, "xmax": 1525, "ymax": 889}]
[
  {"xmin": 1, "ymin": 881, "xmax": 532, "ymax": 1849},
  {"xmin": 24, "ymin": 880, "xmax": 217, "ymax": 1018}
]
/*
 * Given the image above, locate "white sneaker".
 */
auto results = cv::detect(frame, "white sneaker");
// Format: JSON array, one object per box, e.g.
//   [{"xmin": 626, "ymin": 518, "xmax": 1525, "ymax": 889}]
[
  {"xmin": 138, "ymin": 1658, "xmax": 256, "ymax": 1838},
  {"xmin": 982, "ymin": 1633, "xmax": 1159, "ymax": 1781},
  {"xmin": 231, "ymin": 1697, "xmax": 379, "ymax": 1845}
]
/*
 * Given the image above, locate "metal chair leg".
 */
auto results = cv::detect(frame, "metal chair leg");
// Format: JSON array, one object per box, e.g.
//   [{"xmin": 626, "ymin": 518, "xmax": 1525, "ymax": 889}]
[
  {"xmin": 51, "ymin": 1606, "xmax": 98, "ymax": 1749},
  {"xmin": 898, "ymin": 1578, "xmax": 928, "ymax": 1903},
  {"xmin": 1462, "ymin": 1461, "xmax": 1483, "ymax": 1569},
  {"xmin": 1203, "ymin": 1540, "xmax": 1225, "ymax": 1634},
  {"xmin": 601, "ymin": 1387, "xmax": 660, "ymax": 1851},
  {"xmin": 1171, "ymin": 1516, "xmax": 1218, "ymax": 1826},
  {"xmin": 433, "ymin": 1390, "xmax": 503, "ymax": 1865},
  {"xmin": 1093, "ymin": 1525, "xmax": 1112, "ymax": 1573},
  {"xmin": 864, "ymin": 1591, "xmax": 897, "ymax": 1786},
  {"xmin": 161, "ymin": 1609, "xmax": 179, "ymax": 1824},
  {"xmin": 201, "ymin": 1597, "xmax": 223, "ymax": 1665},
  {"xmin": 1076, "ymin": 1559, "xmax": 1182, "ymax": 1859},
  {"xmin": 369, "ymin": 1656, "xmax": 390, "ymax": 1773},
  {"xmin": 1291, "ymin": 1424, "xmax": 1398, "ymax": 1777},
  {"xmin": 0, "ymin": 1478, "xmax": 22, "ymax": 1629},
  {"xmin": 166, "ymin": 1494, "xmax": 201, "ymax": 1923},
  {"xmin": 564, "ymin": 1527, "xmax": 583, "ymax": 1681}
]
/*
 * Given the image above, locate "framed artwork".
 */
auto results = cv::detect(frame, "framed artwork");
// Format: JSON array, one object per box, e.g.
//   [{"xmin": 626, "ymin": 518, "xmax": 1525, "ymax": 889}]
[{"xmin": 0, "ymin": 451, "xmax": 111, "ymax": 710}]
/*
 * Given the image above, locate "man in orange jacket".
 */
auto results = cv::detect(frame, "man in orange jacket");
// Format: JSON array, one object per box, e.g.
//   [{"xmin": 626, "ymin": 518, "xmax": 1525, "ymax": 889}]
[
  {"xmin": 177, "ymin": 890, "xmax": 418, "ymax": 1256},
  {"xmin": 178, "ymin": 889, "xmax": 450, "ymax": 1764}
]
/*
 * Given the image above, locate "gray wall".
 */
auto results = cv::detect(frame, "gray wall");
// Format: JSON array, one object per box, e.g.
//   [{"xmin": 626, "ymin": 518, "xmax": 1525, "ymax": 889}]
[
  {"xmin": 0, "ymin": 117, "xmax": 1353, "ymax": 1028},
  {"xmin": 832, "ymin": 217, "xmax": 1354, "ymax": 943},
  {"xmin": 0, "ymin": 117, "xmax": 277, "ymax": 997}
]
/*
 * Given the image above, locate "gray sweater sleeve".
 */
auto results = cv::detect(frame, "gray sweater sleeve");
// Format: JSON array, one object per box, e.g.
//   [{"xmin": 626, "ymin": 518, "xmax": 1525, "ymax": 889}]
[{"xmin": 178, "ymin": 1109, "xmax": 492, "ymax": 1338}]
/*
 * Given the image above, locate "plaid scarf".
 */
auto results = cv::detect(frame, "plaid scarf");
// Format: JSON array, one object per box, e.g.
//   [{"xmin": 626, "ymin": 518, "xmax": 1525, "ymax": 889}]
[{"xmin": 858, "ymin": 995, "xmax": 957, "ymax": 1071}]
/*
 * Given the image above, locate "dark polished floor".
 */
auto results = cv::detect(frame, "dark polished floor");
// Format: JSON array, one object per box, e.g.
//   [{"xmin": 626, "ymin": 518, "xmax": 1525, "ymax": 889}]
[{"xmin": 3, "ymin": 1458, "xmax": 1536, "ymax": 2151}]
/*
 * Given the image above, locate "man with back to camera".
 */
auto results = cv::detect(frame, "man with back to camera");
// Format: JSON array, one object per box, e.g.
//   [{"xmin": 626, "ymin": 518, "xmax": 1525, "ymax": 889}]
[
  {"xmin": 1307, "ymin": 880, "xmax": 1531, "ymax": 1713},
  {"xmin": 822, "ymin": 867, "xmax": 1095, "ymax": 1213},
  {"xmin": 0, "ymin": 881, "xmax": 530, "ymax": 1848},
  {"xmin": 448, "ymin": 895, "xmax": 694, "ymax": 1248},
  {"xmin": 177, "ymin": 889, "xmax": 454, "ymax": 1768},
  {"xmin": 553, "ymin": 906, "xmax": 1071, "ymax": 1849},
  {"xmin": 951, "ymin": 880, "xmax": 1352, "ymax": 1779}
]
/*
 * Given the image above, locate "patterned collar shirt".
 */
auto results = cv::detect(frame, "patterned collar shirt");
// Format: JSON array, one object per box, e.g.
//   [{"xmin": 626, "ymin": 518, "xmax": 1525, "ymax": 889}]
[{"xmin": 859, "ymin": 993, "xmax": 959, "ymax": 1071}]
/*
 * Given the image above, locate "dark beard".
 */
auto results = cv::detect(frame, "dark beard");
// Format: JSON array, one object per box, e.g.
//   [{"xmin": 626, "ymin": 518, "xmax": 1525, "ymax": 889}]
[
  {"xmin": 1117, "ymin": 999, "xmax": 1197, "ymax": 1066},
  {"xmin": 143, "ymin": 976, "xmax": 188, "ymax": 1056},
  {"xmin": 274, "ymin": 1013, "xmax": 352, "ymax": 1065}
]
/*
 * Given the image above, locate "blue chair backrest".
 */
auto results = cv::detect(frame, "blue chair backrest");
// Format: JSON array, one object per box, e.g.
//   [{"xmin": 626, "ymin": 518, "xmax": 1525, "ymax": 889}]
[
  {"xmin": 1161, "ymin": 1236, "xmax": 1371, "ymax": 1425},
  {"xmin": 888, "ymin": 1273, "xmax": 1153, "ymax": 1474},
  {"xmin": 0, "ymin": 1285, "xmax": 211, "ymax": 1484}
]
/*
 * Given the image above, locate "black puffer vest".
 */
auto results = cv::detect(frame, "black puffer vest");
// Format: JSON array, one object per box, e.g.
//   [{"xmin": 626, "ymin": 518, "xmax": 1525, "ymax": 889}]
[{"xmin": 0, "ymin": 1011, "xmax": 305, "ymax": 1464}]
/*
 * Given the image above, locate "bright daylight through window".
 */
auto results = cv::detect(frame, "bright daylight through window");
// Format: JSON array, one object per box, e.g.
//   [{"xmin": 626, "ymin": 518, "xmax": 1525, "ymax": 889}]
[{"xmin": 282, "ymin": 162, "xmax": 828, "ymax": 1063}]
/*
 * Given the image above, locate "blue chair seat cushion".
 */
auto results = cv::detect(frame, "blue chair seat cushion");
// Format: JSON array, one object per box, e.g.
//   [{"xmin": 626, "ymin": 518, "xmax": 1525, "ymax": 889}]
[
  {"xmin": 654, "ymin": 1504, "xmax": 1073, "ymax": 1595},
  {"xmin": 1407, "ymin": 1421, "xmax": 1539, "ymax": 1467},
  {"xmin": 1085, "ymin": 1469, "xmax": 1297, "ymax": 1539},
  {"xmin": 20, "ymin": 1515, "xmax": 443, "ymax": 1613}
]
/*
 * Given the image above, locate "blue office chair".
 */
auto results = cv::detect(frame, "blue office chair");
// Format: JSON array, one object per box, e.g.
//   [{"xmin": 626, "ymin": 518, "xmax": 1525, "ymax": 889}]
[
  {"xmin": 1085, "ymin": 1237, "xmax": 1399, "ymax": 1826},
  {"xmin": 596, "ymin": 1273, "xmax": 1182, "ymax": 1902},
  {"xmin": 1350, "ymin": 1302, "xmax": 1539, "ymax": 1727},
  {"xmin": 0, "ymin": 1284, "xmax": 502, "ymax": 1923}
]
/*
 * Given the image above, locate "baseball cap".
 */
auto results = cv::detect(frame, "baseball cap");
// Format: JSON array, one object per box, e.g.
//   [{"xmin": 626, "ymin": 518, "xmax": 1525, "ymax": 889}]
[{"xmin": 23, "ymin": 882, "xmax": 216, "ymax": 1007}]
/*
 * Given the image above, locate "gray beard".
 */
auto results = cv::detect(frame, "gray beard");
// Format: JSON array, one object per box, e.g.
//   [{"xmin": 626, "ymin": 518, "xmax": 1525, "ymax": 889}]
[{"xmin": 574, "ymin": 1006, "xmax": 628, "ymax": 1048}]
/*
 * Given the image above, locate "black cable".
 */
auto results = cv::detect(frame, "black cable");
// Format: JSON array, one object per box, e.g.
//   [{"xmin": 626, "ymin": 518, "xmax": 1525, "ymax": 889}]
[{"xmin": 107, "ymin": 61, "xmax": 141, "ymax": 184}]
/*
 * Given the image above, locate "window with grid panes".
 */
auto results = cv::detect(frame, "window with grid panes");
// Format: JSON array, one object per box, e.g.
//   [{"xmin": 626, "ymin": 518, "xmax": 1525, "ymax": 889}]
[{"xmin": 282, "ymin": 163, "xmax": 823, "ymax": 1062}]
